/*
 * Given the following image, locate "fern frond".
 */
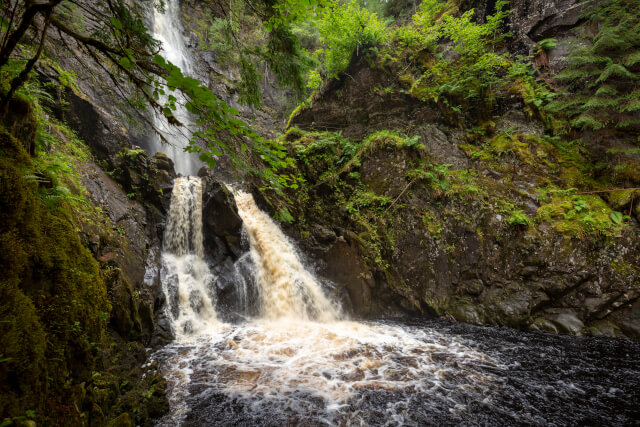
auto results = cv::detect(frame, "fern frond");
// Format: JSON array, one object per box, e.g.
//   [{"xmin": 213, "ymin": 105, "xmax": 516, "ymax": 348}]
[
  {"xmin": 572, "ymin": 115, "xmax": 606, "ymax": 130},
  {"xmin": 595, "ymin": 63, "xmax": 636, "ymax": 84},
  {"xmin": 616, "ymin": 119, "xmax": 640, "ymax": 128},
  {"xmin": 555, "ymin": 68, "xmax": 600, "ymax": 81},
  {"xmin": 595, "ymin": 85, "xmax": 618, "ymax": 96},
  {"xmin": 620, "ymin": 99, "xmax": 640, "ymax": 112},
  {"xmin": 568, "ymin": 55, "xmax": 610, "ymax": 67},
  {"xmin": 623, "ymin": 51, "xmax": 640, "ymax": 67},
  {"xmin": 583, "ymin": 96, "xmax": 619, "ymax": 109},
  {"xmin": 593, "ymin": 27, "xmax": 632, "ymax": 53}
]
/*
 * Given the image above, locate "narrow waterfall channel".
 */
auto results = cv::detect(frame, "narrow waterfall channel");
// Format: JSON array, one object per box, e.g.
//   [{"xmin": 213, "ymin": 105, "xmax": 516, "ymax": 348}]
[
  {"xmin": 153, "ymin": 183, "xmax": 640, "ymax": 426},
  {"xmin": 148, "ymin": 0, "xmax": 202, "ymax": 176},
  {"xmin": 161, "ymin": 177, "xmax": 218, "ymax": 338}
]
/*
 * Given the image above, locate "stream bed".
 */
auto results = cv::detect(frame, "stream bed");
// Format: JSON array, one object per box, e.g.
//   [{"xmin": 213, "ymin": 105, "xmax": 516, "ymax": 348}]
[{"xmin": 153, "ymin": 318, "xmax": 640, "ymax": 426}]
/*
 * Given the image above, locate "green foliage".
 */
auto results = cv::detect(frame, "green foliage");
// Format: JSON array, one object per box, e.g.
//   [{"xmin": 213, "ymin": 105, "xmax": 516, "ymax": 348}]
[
  {"xmin": 0, "ymin": 124, "xmax": 109, "ymax": 421},
  {"xmin": 403, "ymin": 0, "xmax": 512, "ymax": 114},
  {"xmin": 316, "ymin": 0, "xmax": 388, "ymax": 77},
  {"xmin": 536, "ymin": 38, "xmax": 557, "ymax": 55},
  {"xmin": 536, "ymin": 194, "xmax": 624, "ymax": 237},
  {"xmin": 610, "ymin": 211, "xmax": 624, "ymax": 224},
  {"xmin": 546, "ymin": 0, "xmax": 640, "ymax": 131},
  {"xmin": 508, "ymin": 209, "xmax": 533, "ymax": 227},
  {"xmin": 346, "ymin": 190, "xmax": 393, "ymax": 214},
  {"xmin": 187, "ymin": 2, "xmax": 315, "ymax": 107}
]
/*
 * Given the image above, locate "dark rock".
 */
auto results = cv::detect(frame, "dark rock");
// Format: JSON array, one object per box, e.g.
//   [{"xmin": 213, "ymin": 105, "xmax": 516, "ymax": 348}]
[
  {"xmin": 620, "ymin": 301, "xmax": 640, "ymax": 340},
  {"xmin": 320, "ymin": 237, "xmax": 372, "ymax": 315},
  {"xmin": 546, "ymin": 310, "xmax": 585, "ymax": 336},
  {"xmin": 473, "ymin": 0, "xmax": 584, "ymax": 52},
  {"xmin": 201, "ymin": 174, "xmax": 244, "ymax": 259},
  {"xmin": 61, "ymin": 89, "xmax": 131, "ymax": 162}
]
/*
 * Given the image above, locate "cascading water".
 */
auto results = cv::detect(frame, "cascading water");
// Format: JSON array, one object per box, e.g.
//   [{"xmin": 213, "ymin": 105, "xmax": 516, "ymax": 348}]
[
  {"xmin": 233, "ymin": 191, "xmax": 341, "ymax": 322},
  {"xmin": 148, "ymin": 0, "xmax": 202, "ymax": 176},
  {"xmin": 161, "ymin": 177, "xmax": 217, "ymax": 338},
  {"xmin": 154, "ymin": 185, "xmax": 640, "ymax": 426}
]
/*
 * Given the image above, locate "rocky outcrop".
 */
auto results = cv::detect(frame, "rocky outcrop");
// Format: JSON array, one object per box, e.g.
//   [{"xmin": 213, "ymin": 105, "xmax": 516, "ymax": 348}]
[{"xmin": 473, "ymin": 0, "xmax": 585, "ymax": 54}]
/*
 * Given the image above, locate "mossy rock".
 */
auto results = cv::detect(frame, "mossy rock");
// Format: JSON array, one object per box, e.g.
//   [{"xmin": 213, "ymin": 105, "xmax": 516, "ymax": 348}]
[
  {"xmin": 450, "ymin": 304, "xmax": 483, "ymax": 324},
  {"xmin": 0, "ymin": 125, "xmax": 109, "ymax": 421},
  {"xmin": 607, "ymin": 189, "xmax": 640, "ymax": 211},
  {"xmin": 529, "ymin": 317, "xmax": 559, "ymax": 334},
  {"xmin": 587, "ymin": 320, "xmax": 621, "ymax": 338},
  {"xmin": 536, "ymin": 194, "xmax": 621, "ymax": 237},
  {"xmin": 107, "ymin": 412, "xmax": 133, "ymax": 427}
]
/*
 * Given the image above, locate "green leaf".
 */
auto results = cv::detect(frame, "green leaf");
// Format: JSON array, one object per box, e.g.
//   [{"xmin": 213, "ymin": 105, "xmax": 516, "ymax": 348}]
[
  {"xmin": 241, "ymin": 143, "xmax": 247, "ymax": 152},
  {"xmin": 110, "ymin": 17, "xmax": 123, "ymax": 30},
  {"xmin": 119, "ymin": 56, "xmax": 134, "ymax": 70},
  {"xmin": 610, "ymin": 211, "xmax": 623, "ymax": 225}
]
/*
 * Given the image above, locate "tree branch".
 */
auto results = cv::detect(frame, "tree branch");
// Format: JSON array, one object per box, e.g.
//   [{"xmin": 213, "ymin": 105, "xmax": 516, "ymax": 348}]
[
  {"xmin": 0, "ymin": 0, "xmax": 62, "ymax": 69},
  {"xmin": 1, "ymin": 4, "xmax": 53, "ymax": 110}
]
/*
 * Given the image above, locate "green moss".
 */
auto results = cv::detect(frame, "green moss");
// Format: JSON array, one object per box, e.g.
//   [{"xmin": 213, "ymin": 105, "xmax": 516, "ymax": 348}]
[
  {"xmin": 610, "ymin": 260, "xmax": 639, "ymax": 276},
  {"xmin": 536, "ymin": 194, "xmax": 623, "ymax": 237},
  {"xmin": 0, "ymin": 121, "xmax": 109, "ymax": 422},
  {"xmin": 421, "ymin": 209, "xmax": 443, "ymax": 238},
  {"xmin": 607, "ymin": 189, "xmax": 640, "ymax": 210},
  {"xmin": 612, "ymin": 161, "xmax": 640, "ymax": 184}
]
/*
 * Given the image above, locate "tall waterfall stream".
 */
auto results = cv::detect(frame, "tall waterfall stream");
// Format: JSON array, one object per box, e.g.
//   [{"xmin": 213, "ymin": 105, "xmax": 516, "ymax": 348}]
[{"xmin": 148, "ymin": 3, "xmax": 640, "ymax": 426}]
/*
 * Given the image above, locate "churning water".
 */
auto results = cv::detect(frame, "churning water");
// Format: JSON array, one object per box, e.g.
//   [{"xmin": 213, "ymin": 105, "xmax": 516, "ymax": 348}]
[
  {"xmin": 154, "ymin": 184, "xmax": 640, "ymax": 426},
  {"xmin": 161, "ymin": 177, "xmax": 218, "ymax": 338}
]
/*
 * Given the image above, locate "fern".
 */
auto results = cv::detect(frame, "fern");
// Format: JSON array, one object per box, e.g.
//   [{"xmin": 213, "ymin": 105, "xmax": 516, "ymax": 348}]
[
  {"xmin": 593, "ymin": 27, "xmax": 632, "ymax": 53},
  {"xmin": 620, "ymin": 99, "xmax": 640, "ymax": 113},
  {"xmin": 551, "ymin": 0, "xmax": 640, "ymax": 131},
  {"xmin": 595, "ymin": 63, "xmax": 637, "ymax": 84},
  {"xmin": 572, "ymin": 115, "xmax": 606, "ymax": 130},
  {"xmin": 623, "ymin": 51, "xmax": 640, "ymax": 66},
  {"xmin": 583, "ymin": 96, "xmax": 619, "ymax": 109}
]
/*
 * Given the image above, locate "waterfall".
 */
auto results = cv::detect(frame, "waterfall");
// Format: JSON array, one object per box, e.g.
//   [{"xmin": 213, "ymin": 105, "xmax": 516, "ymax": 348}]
[
  {"xmin": 233, "ymin": 190, "xmax": 341, "ymax": 322},
  {"xmin": 148, "ymin": 0, "xmax": 202, "ymax": 176},
  {"xmin": 161, "ymin": 177, "xmax": 217, "ymax": 338}
]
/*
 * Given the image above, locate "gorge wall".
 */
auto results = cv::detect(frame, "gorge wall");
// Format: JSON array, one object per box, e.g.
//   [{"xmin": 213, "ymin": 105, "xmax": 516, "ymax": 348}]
[{"xmin": 254, "ymin": 0, "xmax": 640, "ymax": 339}]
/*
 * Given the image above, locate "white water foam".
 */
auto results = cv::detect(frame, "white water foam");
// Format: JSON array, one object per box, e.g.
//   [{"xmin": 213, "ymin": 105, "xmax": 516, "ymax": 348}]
[
  {"xmin": 156, "ymin": 187, "xmax": 500, "ymax": 425},
  {"xmin": 161, "ymin": 177, "xmax": 218, "ymax": 339}
]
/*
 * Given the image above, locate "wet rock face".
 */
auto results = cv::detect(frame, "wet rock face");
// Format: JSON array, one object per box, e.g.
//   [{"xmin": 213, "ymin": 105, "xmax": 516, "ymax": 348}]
[
  {"xmin": 292, "ymin": 56, "xmax": 442, "ymax": 141},
  {"xmin": 61, "ymin": 88, "xmax": 132, "ymax": 161},
  {"xmin": 198, "ymin": 173, "xmax": 249, "ymax": 317},
  {"xmin": 79, "ymin": 160, "xmax": 165, "ymax": 343},
  {"xmin": 201, "ymin": 174, "xmax": 244, "ymax": 261},
  {"xmin": 473, "ymin": 0, "xmax": 584, "ymax": 52}
]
